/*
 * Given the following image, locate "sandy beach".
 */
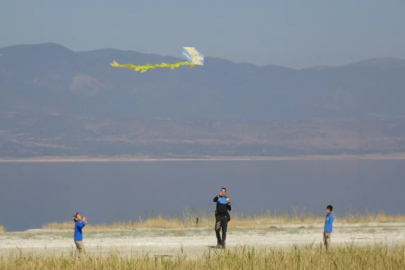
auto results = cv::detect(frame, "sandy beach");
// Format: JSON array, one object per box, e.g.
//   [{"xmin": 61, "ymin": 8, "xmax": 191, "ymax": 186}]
[{"xmin": 1, "ymin": 223, "xmax": 404, "ymax": 258}]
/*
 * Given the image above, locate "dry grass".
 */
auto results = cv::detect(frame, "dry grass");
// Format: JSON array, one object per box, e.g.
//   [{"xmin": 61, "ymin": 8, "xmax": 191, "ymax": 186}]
[
  {"xmin": 1, "ymin": 245, "xmax": 405, "ymax": 270},
  {"xmin": 42, "ymin": 210, "xmax": 405, "ymax": 231},
  {"xmin": 0, "ymin": 225, "xmax": 5, "ymax": 233},
  {"xmin": 43, "ymin": 217, "xmax": 185, "ymax": 231}
]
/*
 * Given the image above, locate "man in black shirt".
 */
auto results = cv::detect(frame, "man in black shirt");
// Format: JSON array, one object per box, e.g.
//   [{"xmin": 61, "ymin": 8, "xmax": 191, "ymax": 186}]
[{"xmin": 213, "ymin": 187, "xmax": 231, "ymax": 248}]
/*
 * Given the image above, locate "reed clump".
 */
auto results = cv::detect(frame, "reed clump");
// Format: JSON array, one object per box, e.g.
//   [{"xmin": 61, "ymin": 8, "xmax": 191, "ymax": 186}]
[
  {"xmin": 43, "ymin": 218, "xmax": 184, "ymax": 231},
  {"xmin": 1, "ymin": 245, "xmax": 404, "ymax": 270},
  {"xmin": 42, "ymin": 210, "xmax": 405, "ymax": 231}
]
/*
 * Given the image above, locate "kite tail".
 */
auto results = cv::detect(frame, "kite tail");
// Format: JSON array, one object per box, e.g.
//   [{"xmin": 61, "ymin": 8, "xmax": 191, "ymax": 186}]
[{"xmin": 110, "ymin": 60, "xmax": 194, "ymax": 73}]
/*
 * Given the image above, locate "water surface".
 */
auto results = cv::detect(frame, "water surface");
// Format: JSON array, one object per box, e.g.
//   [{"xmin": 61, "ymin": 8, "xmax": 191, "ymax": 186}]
[{"xmin": 0, "ymin": 160, "xmax": 404, "ymax": 231}]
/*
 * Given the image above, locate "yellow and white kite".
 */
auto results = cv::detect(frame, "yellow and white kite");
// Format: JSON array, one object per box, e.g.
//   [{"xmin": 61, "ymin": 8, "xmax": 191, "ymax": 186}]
[{"xmin": 110, "ymin": 47, "xmax": 204, "ymax": 73}]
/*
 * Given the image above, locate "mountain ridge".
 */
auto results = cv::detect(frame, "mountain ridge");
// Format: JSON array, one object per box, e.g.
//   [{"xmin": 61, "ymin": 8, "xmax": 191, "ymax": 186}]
[
  {"xmin": 0, "ymin": 43, "xmax": 405, "ymax": 157},
  {"xmin": 3, "ymin": 42, "xmax": 404, "ymax": 69}
]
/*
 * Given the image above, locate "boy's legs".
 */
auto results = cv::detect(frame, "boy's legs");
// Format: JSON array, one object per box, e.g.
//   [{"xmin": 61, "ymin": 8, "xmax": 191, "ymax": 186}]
[
  {"xmin": 75, "ymin": 241, "xmax": 85, "ymax": 258},
  {"xmin": 323, "ymin": 233, "xmax": 331, "ymax": 250}
]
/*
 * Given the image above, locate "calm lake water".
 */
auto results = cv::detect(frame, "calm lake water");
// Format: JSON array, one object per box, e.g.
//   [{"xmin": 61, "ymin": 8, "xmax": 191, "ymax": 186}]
[{"xmin": 0, "ymin": 160, "xmax": 404, "ymax": 231}]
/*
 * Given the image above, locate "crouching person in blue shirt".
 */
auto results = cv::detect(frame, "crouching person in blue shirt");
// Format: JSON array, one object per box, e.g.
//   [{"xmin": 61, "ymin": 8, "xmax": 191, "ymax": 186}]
[
  {"xmin": 213, "ymin": 187, "xmax": 231, "ymax": 248},
  {"xmin": 73, "ymin": 212, "xmax": 89, "ymax": 258},
  {"xmin": 324, "ymin": 205, "xmax": 334, "ymax": 250}
]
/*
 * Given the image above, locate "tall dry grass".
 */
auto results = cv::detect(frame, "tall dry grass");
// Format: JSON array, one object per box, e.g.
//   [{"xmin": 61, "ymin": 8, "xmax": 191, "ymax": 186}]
[
  {"xmin": 42, "ymin": 210, "xmax": 405, "ymax": 231},
  {"xmin": 0, "ymin": 225, "xmax": 5, "ymax": 233},
  {"xmin": 43, "ymin": 218, "xmax": 185, "ymax": 231},
  {"xmin": 1, "ymin": 245, "xmax": 404, "ymax": 270}
]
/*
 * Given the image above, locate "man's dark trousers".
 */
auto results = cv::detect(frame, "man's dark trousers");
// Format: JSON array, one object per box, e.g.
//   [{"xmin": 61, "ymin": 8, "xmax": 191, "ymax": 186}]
[{"xmin": 215, "ymin": 214, "xmax": 228, "ymax": 245}]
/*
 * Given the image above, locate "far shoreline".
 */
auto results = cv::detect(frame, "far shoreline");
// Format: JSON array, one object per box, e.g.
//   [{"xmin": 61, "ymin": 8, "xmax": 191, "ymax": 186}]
[{"xmin": 1, "ymin": 153, "xmax": 405, "ymax": 163}]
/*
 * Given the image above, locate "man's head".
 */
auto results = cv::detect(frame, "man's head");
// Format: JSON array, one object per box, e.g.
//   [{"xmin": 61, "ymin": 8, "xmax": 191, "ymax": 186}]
[
  {"xmin": 220, "ymin": 187, "xmax": 227, "ymax": 197},
  {"xmin": 74, "ymin": 212, "xmax": 82, "ymax": 222},
  {"xmin": 326, "ymin": 205, "xmax": 333, "ymax": 214}
]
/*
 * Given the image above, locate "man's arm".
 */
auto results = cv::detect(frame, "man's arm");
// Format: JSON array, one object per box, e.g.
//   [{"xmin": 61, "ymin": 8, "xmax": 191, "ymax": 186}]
[
  {"xmin": 213, "ymin": 196, "xmax": 219, "ymax": 202},
  {"xmin": 227, "ymin": 204, "xmax": 231, "ymax": 211}
]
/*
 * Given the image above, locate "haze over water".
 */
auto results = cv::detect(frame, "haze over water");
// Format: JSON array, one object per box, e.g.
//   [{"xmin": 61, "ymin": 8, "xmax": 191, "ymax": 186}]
[{"xmin": 1, "ymin": 160, "xmax": 404, "ymax": 231}]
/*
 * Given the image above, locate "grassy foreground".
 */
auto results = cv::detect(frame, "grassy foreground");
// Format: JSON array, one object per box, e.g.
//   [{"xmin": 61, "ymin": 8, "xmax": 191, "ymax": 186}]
[
  {"xmin": 42, "ymin": 211, "xmax": 405, "ymax": 231},
  {"xmin": 1, "ymin": 245, "xmax": 405, "ymax": 270}
]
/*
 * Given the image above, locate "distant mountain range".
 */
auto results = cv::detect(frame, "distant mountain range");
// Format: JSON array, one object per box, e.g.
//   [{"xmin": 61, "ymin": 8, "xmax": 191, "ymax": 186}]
[{"xmin": 1, "ymin": 43, "xmax": 405, "ymax": 158}]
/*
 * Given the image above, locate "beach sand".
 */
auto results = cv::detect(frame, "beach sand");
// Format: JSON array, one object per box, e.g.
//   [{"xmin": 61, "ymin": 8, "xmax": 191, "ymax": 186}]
[{"xmin": 1, "ymin": 223, "xmax": 404, "ymax": 258}]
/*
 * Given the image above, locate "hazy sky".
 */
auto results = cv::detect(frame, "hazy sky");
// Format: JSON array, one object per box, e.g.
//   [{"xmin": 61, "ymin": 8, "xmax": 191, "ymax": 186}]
[{"xmin": 1, "ymin": 0, "xmax": 404, "ymax": 68}]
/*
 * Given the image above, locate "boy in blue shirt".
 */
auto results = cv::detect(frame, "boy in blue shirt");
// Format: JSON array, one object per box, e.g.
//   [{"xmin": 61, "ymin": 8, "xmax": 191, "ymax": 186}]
[
  {"xmin": 324, "ymin": 205, "xmax": 334, "ymax": 250},
  {"xmin": 73, "ymin": 212, "xmax": 89, "ymax": 258},
  {"xmin": 213, "ymin": 187, "xmax": 231, "ymax": 248}
]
